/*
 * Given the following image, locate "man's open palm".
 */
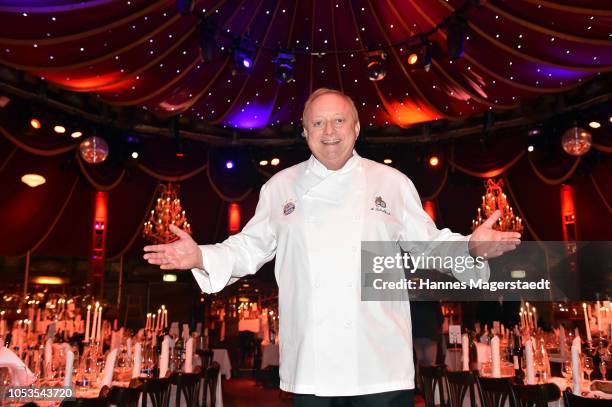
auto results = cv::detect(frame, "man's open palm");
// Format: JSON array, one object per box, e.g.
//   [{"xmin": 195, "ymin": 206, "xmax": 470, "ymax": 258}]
[
  {"xmin": 469, "ymin": 210, "xmax": 522, "ymax": 259},
  {"xmin": 143, "ymin": 224, "xmax": 203, "ymax": 270}
]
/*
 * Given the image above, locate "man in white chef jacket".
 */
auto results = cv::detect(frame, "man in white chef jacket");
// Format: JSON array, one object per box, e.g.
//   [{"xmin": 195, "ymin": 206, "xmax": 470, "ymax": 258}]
[{"xmin": 144, "ymin": 88, "xmax": 521, "ymax": 406}]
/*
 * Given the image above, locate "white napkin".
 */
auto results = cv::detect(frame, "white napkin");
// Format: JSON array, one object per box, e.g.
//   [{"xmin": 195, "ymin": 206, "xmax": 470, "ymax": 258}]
[
  {"xmin": 132, "ymin": 343, "xmax": 142, "ymax": 379},
  {"xmin": 44, "ymin": 338, "xmax": 53, "ymax": 376},
  {"xmin": 559, "ymin": 325, "xmax": 566, "ymax": 359},
  {"xmin": 0, "ymin": 346, "xmax": 35, "ymax": 385},
  {"xmin": 126, "ymin": 337, "xmax": 132, "ymax": 360},
  {"xmin": 110, "ymin": 331, "xmax": 118, "ymax": 350},
  {"xmin": 182, "ymin": 324, "xmax": 190, "ymax": 344},
  {"xmin": 159, "ymin": 336, "xmax": 170, "ymax": 378},
  {"xmin": 461, "ymin": 334, "xmax": 469, "ymax": 371},
  {"xmin": 184, "ymin": 337, "xmax": 194, "ymax": 373},
  {"xmin": 525, "ymin": 338, "xmax": 535, "ymax": 384},
  {"xmin": 571, "ymin": 336, "xmax": 581, "ymax": 395},
  {"xmin": 491, "ymin": 335, "xmax": 501, "ymax": 377},
  {"xmin": 63, "ymin": 344, "xmax": 74, "ymax": 387},
  {"xmin": 101, "ymin": 348, "xmax": 118, "ymax": 386}
]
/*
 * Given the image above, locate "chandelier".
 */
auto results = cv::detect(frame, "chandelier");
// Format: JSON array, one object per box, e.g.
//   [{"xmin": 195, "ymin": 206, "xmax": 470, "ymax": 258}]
[
  {"xmin": 472, "ymin": 179, "xmax": 523, "ymax": 233},
  {"xmin": 143, "ymin": 183, "xmax": 192, "ymax": 244}
]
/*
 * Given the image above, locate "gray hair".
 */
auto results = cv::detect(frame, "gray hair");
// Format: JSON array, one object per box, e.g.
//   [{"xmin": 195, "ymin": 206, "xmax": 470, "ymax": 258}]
[{"xmin": 301, "ymin": 88, "xmax": 359, "ymax": 129}]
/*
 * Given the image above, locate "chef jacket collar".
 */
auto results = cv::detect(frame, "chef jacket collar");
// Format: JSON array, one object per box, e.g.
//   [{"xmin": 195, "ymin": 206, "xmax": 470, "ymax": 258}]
[{"xmin": 307, "ymin": 150, "xmax": 360, "ymax": 178}]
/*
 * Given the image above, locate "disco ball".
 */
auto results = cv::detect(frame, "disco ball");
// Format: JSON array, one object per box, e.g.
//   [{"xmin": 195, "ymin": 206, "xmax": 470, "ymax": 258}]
[
  {"xmin": 561, "ymin": 126, "xmax": 592, "ymax": 156},
  {"xmin": 79, "ymin": 136, "xmax": 109, "ymax": 164}
]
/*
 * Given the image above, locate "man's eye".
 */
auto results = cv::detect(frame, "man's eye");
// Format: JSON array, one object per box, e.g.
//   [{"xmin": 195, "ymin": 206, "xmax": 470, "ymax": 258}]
[
  {"xmin": 313, "ymin": 121, "xmax": 322, "ymax": 127},
  {"xmin": 335, "ymin": 118, "xmax": 344, "ymax": 124}
]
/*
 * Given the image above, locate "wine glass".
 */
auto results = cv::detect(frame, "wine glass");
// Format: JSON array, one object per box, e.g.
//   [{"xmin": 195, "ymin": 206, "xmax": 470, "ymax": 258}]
[
  {"xmin": 561, "ymin": 360, "xmax": 572, "ymax": 386},
  {"xmin": 599, "ymin": 360, "xmax": 607, "ymax": 381},
  {"xmin": 583, "ymin": 356, "xmax": 594, "ymax": 382}
]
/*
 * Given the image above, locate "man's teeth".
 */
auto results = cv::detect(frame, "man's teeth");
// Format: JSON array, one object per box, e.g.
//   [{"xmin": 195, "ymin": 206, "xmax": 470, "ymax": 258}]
[{"xmin": 322, "ymin": 139, "xmax": 341, "ymax": 145}]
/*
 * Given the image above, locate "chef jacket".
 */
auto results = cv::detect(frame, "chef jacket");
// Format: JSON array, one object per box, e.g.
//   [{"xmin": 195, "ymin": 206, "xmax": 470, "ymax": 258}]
[{"xmin": 192, "ymin": 152, "xmax": 488, "ymax": 396}]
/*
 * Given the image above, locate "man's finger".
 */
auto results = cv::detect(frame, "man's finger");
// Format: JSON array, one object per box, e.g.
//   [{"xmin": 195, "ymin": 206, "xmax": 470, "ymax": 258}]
[
  {"xmin": 144, "ymin": 244, "xmax": 166, "ymax": 252},
  {"xmin": 481, "ymin": 210, "xmax": 502, "ymax": 228},
  {"xmin": 169, "ymin": 224, "xmax": 190, "ymax": 239}
]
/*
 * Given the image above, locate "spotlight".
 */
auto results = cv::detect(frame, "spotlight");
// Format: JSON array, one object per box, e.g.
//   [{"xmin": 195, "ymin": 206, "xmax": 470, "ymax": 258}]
[
  {"xmin": 53, "ymin": 125, "xmax": 66, "ymax": 134},
  {"xmin": 270, "ymin": 158, "xmax": 280, "ymax": 166},
  {"xmin": 428, "ymin": 155, "xmax": 440, "ymax": 167},
  {"xmin": 527, "ymin": 128, "xmax": 541, "ymax": 137},
  {"xmin": 21, "ymin": 173, "xmax": 46, "ymax": 187},
  {"xmin": 588, "ymin": 121, "xmax": 601, "ymax": 129},
  {"xmin": 232, "ymin": 40, "xmax": 254, "ymax": 74},
  {"xmin": 446, "ymin": 15, "xmax": 466, "ymax": 59},
  {"xmin": 131, "ymin": 151, "xmax": 139, "ymax": 159},
  {"xmin": 30, "ymin": 118, "xmax": 41, "ymax": 129},
  {"xmin": 259, "ymin": 160, "xmax": 269, "ymax": 166},
  {"xmin": 366, "ymin": 50, "xmax": 387, "ymax": 81},
  {"xmin": 383, "ymin": 158, "xmax": 393, "ymax": 164},
  {"xmin": 407, "ymin": 43, "xmax": 431, "ymax": 72},
  {"xmin": 198, "ymin": 19, "xmax": 216, "ymax": 62},
  {"xmin": 527, "ymin": 145, "xmax": 534, "ymax": 152},
  {"xmin": 225, "ymin": 160, "xmax": 234, "ymax": 169},
  {"xmin": 273, "ymin": 51, "xmax": 296, "ymax": 83},
  {"xmin": 70, "ymin": 131, "xmax": 83, "ymax": 138}
]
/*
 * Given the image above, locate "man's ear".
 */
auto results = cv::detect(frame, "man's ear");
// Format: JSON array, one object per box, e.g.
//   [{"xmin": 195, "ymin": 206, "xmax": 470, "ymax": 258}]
[
  {"xmin": 354, "ymin": 122, "xmax": 360, "ymax": 138},
  {"xmin": 302, "ymin": 128, "xmax": 308, "ymax": 139}
]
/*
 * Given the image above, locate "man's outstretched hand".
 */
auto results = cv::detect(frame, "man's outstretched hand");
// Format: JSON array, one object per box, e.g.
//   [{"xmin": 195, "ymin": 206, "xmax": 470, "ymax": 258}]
[
  {"xmin": 143, "ymin": 224, "xmax": 203, "ymax": 270},
  {"xmin": 469, "ymin": 210, "xmax": 522, "ymax": 259}
]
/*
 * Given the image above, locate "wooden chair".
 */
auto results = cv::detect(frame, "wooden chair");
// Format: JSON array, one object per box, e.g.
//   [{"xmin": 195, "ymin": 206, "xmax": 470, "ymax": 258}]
[
  {"xmin": 130, "ymin": 377, "xmax": 171, "ymax": 407},
  {"xmin": 170, "ymin": 372, "xmax": 200, "ymax": 407},
  {"xmin": 477, "ymin": 376, "xmax": 518, "ymax": 407},
  {"xmin": 563, "ymin": 388, "xmax": 611, "ymax": 407},
  {"xmin": 59, "ymin": 398, "xmax": 107, "ymax": 407},
  {"xmin": 420, "ymin": 365, "xmax": 447, "ymax": 407},
  {"xmin": 203, "ymin": 362, "xmax": 221, "ymax": 407},
  {"xmin": 445, "ymin": 370, "xmax": 478, "ymax": 407},
  {"xmin": 511, "ymin": 383, "xmax": 561, "ymax": 407},
  {"xmin": 196, "ymin": 349, "xmax": 213, "ymax": 369},
  {"xmin": 106, "ymin": 386, "xmax": 142, "ymax": 407}
]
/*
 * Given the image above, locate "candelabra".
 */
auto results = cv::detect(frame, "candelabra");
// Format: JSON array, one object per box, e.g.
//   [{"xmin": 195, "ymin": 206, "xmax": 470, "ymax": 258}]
[
  {"xmin": 472, "ymin": 179, "xmax": 523, "ymax": 233},
  {"xmin": 143, "ymin": 183, "xmax": 192, "ymax": 244}
]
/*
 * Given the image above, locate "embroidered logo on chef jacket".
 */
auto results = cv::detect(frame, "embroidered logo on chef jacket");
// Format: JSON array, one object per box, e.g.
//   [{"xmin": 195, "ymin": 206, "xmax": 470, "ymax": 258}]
[
  {"xmin": 371, "ymin": 195, "xmax": 390, "ymax": 215},
  {"xmin": 283, "ymin": 200, "xmax": 296, "ymax": 215}
]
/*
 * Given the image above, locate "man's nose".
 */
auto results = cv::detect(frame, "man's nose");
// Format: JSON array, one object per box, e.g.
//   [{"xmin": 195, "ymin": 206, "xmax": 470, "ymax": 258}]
[{"xmin": 323, "ymin": 120, "xmax": 333, "ymax": 134}]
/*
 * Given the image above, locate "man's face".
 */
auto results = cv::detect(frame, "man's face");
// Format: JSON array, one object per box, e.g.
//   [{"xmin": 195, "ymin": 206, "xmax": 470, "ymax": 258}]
[{"xmin": 303, "ymin": 93, "xmax": 360, "ymax": 170}]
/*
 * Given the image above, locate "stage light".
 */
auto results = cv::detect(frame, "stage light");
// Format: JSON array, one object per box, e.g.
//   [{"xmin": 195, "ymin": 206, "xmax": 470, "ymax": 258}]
[
  {"xmin": 588, "ymin": 121, "xmax": 601, "ymax": 129},
  {"xmin": 366, "ymin": 50, "xmax": 387, "ymax": 81},
  {"xmin": 273, "ymin": 51, "xmax": 296, "ymax": 83},
  {"xmin": 30, "ymin": 118, "xmax": 41, "ymax": 129},
  {"xmin": 527, "ymin": 145, "xmax": 534, "ymax": 152},
  {"xmin": 225, "ymin": 160, "xmax": 234, "ymax": 169},
  {"xmin": 259, "ymin": 160, "xmax": 269, "ymax": 166},
  {"xmin": 429, "ymin": 155, "xmax": 440, "ymax": 167},
  {"xmin": 383, "ymin": 158, "xmax": 393, "ymax": 164},
  {"xmin": 232, "ymin": 43, "xmax": 254, "ymax": 73},
  {"xmin": 270, "ymin": 158, "xmax": 280, "ymax": 166},
  {"xmin": 407, "ymin": 43, "xmax": 431, "ymax": 72},
  {"xmin": 131, "ymin": 151, "xmax": 139, "ymax": 159},
  {"xmin": 21, "ymin": 173, "xmax": 46, "ymax": 187},
  {"xmin": 527, "ymin": 128, "xmax": 541, "ymax": 137},
  {"xmin": 446, "ymin": 15, "xmax": 466, "ymax": 59},
  {"xmin": 31, "ymin": 276, "xmax": 66, "ymax": 285},
  {"xmin": 54, "ymin": 125, "xmax": 66, "ymax": 134},
  {"xmin": 70, "ymin": 131, "xmax": 83, "ymax": 138}
]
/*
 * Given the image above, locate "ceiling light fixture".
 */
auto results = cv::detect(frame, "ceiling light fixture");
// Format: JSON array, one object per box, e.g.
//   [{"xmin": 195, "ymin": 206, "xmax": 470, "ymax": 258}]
[
  {"xmin": 21, "ymin": 173, "xmax": 46, "ymax": 187},
  {"xmin": 273, "ymin": 51, "xmax": 296, "ymax": 83},
  {"xmin": 366, "ymin": 50, "xmax": 387, "ymax": 81},
  {"xmin": 30, "ymin": 118, "xmax": 41, "ymax": 129},
  {"xmin": 588, "ymin": 121, "xmax": 601, "ymax": 129},
  {"xmin": 53, "ymin": 125, "xmax": 66, "ymax": 134},
  {"xmin": 270, "ymin": 158, "xmax": 280, "ymax": 166}
]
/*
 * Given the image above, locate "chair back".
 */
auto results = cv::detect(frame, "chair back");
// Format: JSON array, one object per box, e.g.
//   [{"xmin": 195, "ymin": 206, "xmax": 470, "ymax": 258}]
[
  {"xmin": 511, "ymin": 383, "xmax": 560, "ymax": 407},
  {"xmin": 107, "ymin": 386, "xmax": 142, "ymax": 407},
  {"xmin": 196, "ymin": 349, "xmax": 213, "ymax": 369},
  {"xmin": 203, "ymin": 361, "xmax": 221, "ymax": 407},
  {"xmin": 477, "ymin": 376, "xmax": 517, "ymax": 407},
  {"xmin": 563, "ymin": 388, "xmax": 610, "ymax": 407},
  {"xmin": 170, "ymin": 372, "xmax": 200, "ymax": 407},
  {"xmin": 445, "ymin": 370, "xmax": 478, "ymax": 407},
  {"xmin": 420, "ymin": 365, "xmax": 447, "ymax": 407},
  {"xmin": 130, "ymin": 377, "xmax": 171, "ymax": 407}
]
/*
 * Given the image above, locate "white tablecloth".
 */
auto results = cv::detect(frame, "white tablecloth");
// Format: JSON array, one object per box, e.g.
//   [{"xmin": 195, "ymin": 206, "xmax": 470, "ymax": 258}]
[
  {"xmin": 261, "ymin": 344, "xmax": 279, "ymax": 369},
  {"xmin": 212, "ymin": 348, "xmax": 232, "ymax": 379}
]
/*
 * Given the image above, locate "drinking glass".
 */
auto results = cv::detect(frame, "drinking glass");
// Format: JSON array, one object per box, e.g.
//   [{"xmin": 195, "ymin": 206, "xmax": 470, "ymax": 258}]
[
  {"xmin": 599, "ymin": 360, "xmax": 607, "ymax": 381},
  {"xmin": 583, "ymin": 356, "xmax": 594, "ymax": 382},
  {"xmin": 561, "ymin": 360, "xmax": 572, "ymax": 385}
]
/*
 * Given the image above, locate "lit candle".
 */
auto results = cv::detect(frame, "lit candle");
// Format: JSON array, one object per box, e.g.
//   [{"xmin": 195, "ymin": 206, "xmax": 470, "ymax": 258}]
[
  {"xmin": 596, "ymin": 300, "xmax": 602, "ymax": 334},
  {"xmin": 0, "ymin": 310, "xmax": 4, "ymax": 336},
  {"xmin": 583, "ymin": 303, "xmax": 592, "ymax": 342},
  {"xmin": 91, "ymin": 303, "xmax": 99, "ymax": 342},
  {"xmin": 145, "ymin": 313, "xmax": 151, "ymax": 330},
  {"xmin": 96, "ymin": 305, "xmax": 103, "ymax": 343},
  {"xmin": 85, "ymin": 305, "xmax": 91, "ymax": 342},
  {"xmin": 532, "ymin": 307, "xmax": 537, "ymax": 329},
  {"xmin": 156, "ymin": 309, "xmax": 162, "ymax": 331},
  {"xmin": 151, "ymin": 314, "xmax": 156, "ymax": 333},
  {"xmin": 528, "ymin": 311, "xmax": 533, "ymax": 330}
]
